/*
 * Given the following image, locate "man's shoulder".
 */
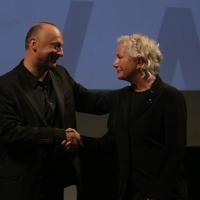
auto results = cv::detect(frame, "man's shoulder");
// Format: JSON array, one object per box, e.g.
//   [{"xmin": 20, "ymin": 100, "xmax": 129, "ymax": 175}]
[
  {"xmin": 53, "ymin": 64, "xmax": 66, "ymax": 71},
  {"xmin": 0, "ymin": 68, "xmax": 18, "ymax": 82},
  {"xmin": 51, "ymin": 64, "xmax": 69, "ymax": 76},
  {"xmin": 0, "ymin": 64, "xmax": 21, "ymax": 87}
]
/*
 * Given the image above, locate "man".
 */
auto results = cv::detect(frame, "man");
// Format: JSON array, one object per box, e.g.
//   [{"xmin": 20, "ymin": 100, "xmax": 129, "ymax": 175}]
[{"xmin": 0, "ymin": 22, "xmax": 112, "ymax": 200}]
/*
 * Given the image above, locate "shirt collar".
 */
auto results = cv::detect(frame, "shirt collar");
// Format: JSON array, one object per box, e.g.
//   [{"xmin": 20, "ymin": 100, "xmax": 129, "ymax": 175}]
[{"xmin": 21, "ymin": 62, "xmax": 51, "ymax": 89}]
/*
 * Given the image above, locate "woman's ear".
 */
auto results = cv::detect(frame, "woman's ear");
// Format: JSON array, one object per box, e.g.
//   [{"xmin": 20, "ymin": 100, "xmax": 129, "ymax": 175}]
[{"xmin": 136, "ymin": 57, "xmax": 144, "ymax": 69}]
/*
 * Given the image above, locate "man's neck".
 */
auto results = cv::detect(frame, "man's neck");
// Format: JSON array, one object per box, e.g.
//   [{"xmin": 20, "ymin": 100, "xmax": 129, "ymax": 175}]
[{"xmin": 23, "ymin": 58, "xmax": 47, "ymax": 82}]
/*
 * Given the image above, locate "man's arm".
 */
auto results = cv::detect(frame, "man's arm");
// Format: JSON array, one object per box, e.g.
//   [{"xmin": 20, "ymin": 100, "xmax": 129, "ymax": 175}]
[
  {"xmin": 58, "ymin": 66, "xmax": 116, "ymax": 115},
  {"xmin": 0, "ymin": 85, "xmax": 79, "ymax": 148}
]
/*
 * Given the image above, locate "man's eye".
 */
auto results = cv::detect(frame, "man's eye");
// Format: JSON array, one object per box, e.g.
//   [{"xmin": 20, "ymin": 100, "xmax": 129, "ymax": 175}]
[
  {"xmin": 52, "ymin": 44, "xmax": 62, "ymax": 51},
  {"xmin": 54, "ymin": 45, "xmax": 60, "ymax": 50}
]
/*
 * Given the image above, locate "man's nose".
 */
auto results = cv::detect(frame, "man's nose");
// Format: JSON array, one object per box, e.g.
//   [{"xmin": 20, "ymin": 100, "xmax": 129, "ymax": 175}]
[{"xmin": 57, "ymin": 47, "xmax": 64, "ymax": 57}]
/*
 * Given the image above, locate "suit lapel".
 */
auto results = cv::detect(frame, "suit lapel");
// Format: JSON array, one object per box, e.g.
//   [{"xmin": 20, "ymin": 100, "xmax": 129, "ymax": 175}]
[
  {"xmin": 128, "ymin": 75, "xmax": 163, "ymax": 123},
  {"xmin": 129, "ymin": 90, "xmax": 156, "ymax": 121},
  {"xmin": 49, "ymin": 70, "xmax": 65, "ymax": 127},
  {"xmin": 16, "ymin": 65, "xmax": 47, "ymax": 126},
  {"xmin": 16, "ymin": 63, "xmax": 65, "ymax": 127},
  {"xmin": 117, "ymin": 87, "xmax": 132, "ymax": 129},
  {"xmin": 24, "ymin": 89, "xmax": 47, "ymax": 126}
]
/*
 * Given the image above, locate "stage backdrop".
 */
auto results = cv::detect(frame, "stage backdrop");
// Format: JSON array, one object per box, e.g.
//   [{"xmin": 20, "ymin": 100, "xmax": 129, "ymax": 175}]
[
  {"xmin": 1, "ymin": 0, "xmax": 200, "ymax": 90},
  {"xmin": 1, "ymin": 1, "xmax": 200, "ymax": 199}
]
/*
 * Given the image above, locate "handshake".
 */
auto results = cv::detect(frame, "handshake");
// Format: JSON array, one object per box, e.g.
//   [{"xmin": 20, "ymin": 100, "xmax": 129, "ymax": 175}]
[{"xmin": 61, "ymin": 128, "xmax": 83, "ymax": 152}]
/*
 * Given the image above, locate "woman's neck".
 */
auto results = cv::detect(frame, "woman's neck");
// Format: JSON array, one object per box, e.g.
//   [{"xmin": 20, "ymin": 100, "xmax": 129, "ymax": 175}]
[{"xmin": 132, "ymin": 78, "xmax": 152, "ymax": 92}]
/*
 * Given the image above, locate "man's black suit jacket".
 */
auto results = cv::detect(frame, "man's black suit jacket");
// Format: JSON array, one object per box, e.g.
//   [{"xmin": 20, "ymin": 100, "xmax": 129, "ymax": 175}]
[
  {"xmin": 83, "ymin": 75, "xmax": 188, "ymax": 200},
  {"xmin": 0, "ymin": 61, "xmax": 112, "ymax": 200}
]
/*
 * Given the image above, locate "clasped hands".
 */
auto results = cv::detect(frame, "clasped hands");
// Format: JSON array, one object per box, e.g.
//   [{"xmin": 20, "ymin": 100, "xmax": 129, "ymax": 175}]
[{"xmin": 61, "ymin": 128, "xmax": 83, "ymax": 152}]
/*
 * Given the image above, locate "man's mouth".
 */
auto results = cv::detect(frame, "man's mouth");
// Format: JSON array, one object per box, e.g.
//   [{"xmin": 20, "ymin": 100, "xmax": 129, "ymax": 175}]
[{"xmin": 50, "ymin": 53, "xmax": 59, "ymax": 62}]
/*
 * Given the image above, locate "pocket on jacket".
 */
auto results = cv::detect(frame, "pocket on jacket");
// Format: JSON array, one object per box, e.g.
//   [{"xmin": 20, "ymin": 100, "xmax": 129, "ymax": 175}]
[{"xmin": 0, "ymin": 166, "xmax": 20, "ymax": 181}]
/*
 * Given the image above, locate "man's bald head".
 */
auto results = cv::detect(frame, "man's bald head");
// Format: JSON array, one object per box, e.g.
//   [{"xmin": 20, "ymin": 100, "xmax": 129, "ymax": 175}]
[{"xmin": 25, "ymin": 22, "xmax": 57, "ymax": 50}]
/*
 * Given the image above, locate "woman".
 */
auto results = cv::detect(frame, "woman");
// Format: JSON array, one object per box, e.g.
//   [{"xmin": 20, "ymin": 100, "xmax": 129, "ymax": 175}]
[{"xmin": 65, "ymin": 34, "xmax": 189, "ymax": 200}]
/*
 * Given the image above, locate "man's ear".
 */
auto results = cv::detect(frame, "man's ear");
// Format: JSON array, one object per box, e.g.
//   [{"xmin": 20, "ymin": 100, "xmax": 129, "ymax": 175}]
[{"xmin": 30, "ymin": 38, "xmax": 37, "ymax": 51}]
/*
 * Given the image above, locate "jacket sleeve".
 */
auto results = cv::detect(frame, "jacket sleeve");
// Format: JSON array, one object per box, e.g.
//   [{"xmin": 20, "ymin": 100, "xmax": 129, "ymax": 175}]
[
  {"xmin": 147, "ymin": 89, "xmax": 187, "ymax": 199},
  {"xmin": 80, "ymin": 97, "xmax": 117, "ymax": 153},
  {"xmin": 60, "ymin": 67, "xmax": 116, "ymax": 115}
]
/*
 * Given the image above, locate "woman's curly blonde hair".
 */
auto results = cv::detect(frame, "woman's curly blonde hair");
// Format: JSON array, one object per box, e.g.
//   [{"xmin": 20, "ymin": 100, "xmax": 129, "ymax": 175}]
[{"xmin": 117, "ymin": 34, "xmax": 163, "ymax": 84}]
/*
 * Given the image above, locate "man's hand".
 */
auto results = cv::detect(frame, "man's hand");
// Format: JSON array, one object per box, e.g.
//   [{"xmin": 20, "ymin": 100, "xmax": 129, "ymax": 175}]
[{"xmin": 61, "ymin": 128, "xmax": 83, "ymax": 152}]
